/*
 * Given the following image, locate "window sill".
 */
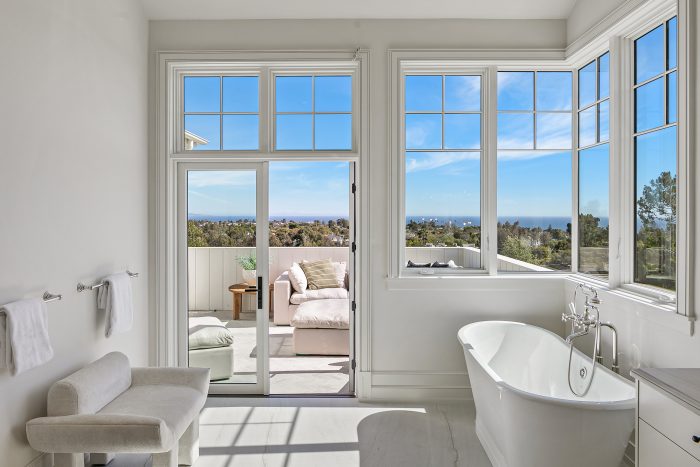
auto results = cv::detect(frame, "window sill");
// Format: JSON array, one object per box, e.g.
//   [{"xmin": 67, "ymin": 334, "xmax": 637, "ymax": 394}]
[
  {"xmin": 565, "ymin": 275, "xmax": 694, "ymax": 336},
  {"xmin": 385, "ymin": 273, "xmax": 566, "ymax": 291}
]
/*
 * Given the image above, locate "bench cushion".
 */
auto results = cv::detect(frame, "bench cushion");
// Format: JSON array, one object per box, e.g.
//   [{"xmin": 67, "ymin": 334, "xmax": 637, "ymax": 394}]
[
  {"xmin": 48, "ymin": 352, "xmax": 132, "ymax": 416},
  {"xmin": 291, "ymin": 299, "xmax": 349, "ymax": 329}
]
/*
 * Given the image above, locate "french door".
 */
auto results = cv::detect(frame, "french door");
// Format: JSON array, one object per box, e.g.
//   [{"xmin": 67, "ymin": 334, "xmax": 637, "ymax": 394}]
[{"xmin": 178, "ymin": 162, "xmax": 270, "ymax": 395}]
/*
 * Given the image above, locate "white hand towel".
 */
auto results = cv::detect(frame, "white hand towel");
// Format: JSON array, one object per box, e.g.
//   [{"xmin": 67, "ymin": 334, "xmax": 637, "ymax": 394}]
[
  {"xmin": 97, "ymin": 272, "xmax": 134, "ymax": 337},
  {"xmin": 1, "ymin": 298, "xmax": 54, "ymax": 376}
]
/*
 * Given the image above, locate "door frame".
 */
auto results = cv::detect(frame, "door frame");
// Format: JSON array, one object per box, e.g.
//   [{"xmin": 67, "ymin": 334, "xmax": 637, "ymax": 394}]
[
  {"xmin": 154, "ymin": 50, "xmax": 370, "ymax": 398},
  {"xmin": 177, "ymin": 161, "xmax": 270, "ymax": 395}
]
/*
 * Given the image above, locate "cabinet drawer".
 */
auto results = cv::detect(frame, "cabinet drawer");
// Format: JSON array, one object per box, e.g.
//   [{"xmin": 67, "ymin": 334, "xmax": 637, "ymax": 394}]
[
  {"xmin": 639, "ymin": 381, "xmax": 700, "ymax": 460},
  {"xmin": 639, "ymin": 420, "xmax": 700, "ymax": 467}
]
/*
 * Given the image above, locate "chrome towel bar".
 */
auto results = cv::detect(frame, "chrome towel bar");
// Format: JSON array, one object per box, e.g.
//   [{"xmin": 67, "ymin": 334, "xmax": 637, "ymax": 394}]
[
  {"xmin": 77, "ymin": 271, "xmax": 139, "ymax": 293},
  {"xmin": 42, "ymin": 292, "xmax": 62, "ymax": 303}
]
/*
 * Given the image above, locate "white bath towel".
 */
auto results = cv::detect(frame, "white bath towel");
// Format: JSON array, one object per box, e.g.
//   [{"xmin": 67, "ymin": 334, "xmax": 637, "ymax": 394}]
[
  {"xmin": 97, "ymin": 272, "xmax": 134, "ymax": 337},
  {"xmin": 1, "ymin": 298, "xmax": 54, "ymax": 375}
]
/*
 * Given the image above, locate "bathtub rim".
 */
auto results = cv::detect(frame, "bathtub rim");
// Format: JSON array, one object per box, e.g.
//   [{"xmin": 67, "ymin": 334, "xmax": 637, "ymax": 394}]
[{"xmin": 458, "ymin": 320, "xmax": 636, "ymax": 411}]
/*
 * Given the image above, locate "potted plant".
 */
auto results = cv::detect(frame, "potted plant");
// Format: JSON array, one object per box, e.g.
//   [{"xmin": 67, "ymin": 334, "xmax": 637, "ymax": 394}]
[{"xmin": 237, "ymin": 254, "xmax": 257, "ymax": 287}]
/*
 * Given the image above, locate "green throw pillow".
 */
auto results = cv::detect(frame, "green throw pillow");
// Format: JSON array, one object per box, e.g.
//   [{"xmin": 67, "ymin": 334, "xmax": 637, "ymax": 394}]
[{"xmin": 300, "ymin": 259, "xmax": 339, "ymax": 290}]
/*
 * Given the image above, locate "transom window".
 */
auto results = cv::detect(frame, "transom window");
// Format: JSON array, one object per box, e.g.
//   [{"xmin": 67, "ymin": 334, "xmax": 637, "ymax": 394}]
[
  {"xmin": 578, "ymin": 53, "xmax": 610, "ymax": 277},
  {"xmin": 633, "ymin": 17, "xmax": 678, "ymax": 291},
  {"xmin": 274, "ymin": 75, "xmax": 353, "ymax": 151},
  {"xmin": 184, "ymin": 76, "xmax": 260, "ymax": 151},
  {"xmin": 403, "ymin": 74, "xmax": 483, "ymax": 270}
]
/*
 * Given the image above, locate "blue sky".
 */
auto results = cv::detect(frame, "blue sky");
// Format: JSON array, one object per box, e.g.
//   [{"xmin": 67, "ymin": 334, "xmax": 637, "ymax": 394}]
[
  {"xmin": 184, "ymin": 38, "xmax": 675, "ymax": 222},
  {"xmin": 188, "ymin": 162, "xmax": 350, "ymax": 218}
]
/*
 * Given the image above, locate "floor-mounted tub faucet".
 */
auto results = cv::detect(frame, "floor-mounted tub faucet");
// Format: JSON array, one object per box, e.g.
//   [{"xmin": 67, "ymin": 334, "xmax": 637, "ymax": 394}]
[{"xmin": 563, "ymin": 283, "xmax": 620, "ymax": 374}]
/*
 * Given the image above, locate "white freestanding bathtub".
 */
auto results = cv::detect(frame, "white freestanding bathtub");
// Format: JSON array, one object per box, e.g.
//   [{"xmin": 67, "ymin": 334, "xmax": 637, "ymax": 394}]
[{"xmin": 458, "ymin": 321, "xmax": 635, "ymax": 467}]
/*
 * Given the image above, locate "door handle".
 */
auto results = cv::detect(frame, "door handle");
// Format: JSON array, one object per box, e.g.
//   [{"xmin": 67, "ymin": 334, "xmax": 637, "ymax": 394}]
[{"xmin": 257, "ymin": 276, "xmax": 263, "ymax": 309}]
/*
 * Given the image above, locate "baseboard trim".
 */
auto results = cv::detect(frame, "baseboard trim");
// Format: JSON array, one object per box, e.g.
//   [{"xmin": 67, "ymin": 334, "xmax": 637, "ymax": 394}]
[{"xmin": 358, "ymin": 370, "xmax": 472, "ymax": 402}]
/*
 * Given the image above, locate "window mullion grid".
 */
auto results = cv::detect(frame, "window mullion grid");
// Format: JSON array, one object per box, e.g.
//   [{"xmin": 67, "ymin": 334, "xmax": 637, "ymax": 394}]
[
  {"xmin": 572, "ymin": 69, "xmax": 580, "ymax": 274},
  {"xmin": 311, "ymin": 75, "xmax": 316, "ymax": 150}
]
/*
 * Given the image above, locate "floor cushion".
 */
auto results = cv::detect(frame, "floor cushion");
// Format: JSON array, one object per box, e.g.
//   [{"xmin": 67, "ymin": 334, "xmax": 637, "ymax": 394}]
[
  {"xmin": 188, "ymin": 316, "xmax": 233, "ymax": 350},
  {"xmin": 290, "ymin": 299, "xmax": 349, "ymax": 329}
]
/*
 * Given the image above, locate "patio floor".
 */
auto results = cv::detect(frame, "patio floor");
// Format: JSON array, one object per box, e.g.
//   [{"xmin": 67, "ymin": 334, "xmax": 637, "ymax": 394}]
[{"xmin": 189, "ymin": 309, "xmax": 350, "ymax": 395}]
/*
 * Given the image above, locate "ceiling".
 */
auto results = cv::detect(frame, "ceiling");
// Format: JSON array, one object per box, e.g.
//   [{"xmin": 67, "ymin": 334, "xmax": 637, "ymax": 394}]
[{"xmin": 142, "ymin": 0, "xmax": 579, "ymax": 21}]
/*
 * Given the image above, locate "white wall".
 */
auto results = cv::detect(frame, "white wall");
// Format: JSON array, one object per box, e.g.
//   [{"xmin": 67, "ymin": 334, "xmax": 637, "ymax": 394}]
[
  {"xmin": 149, "ymin": 18, "xmax": 569, "ymax": 399},
  {"xmin": 0, "ymin": 1, "xmax": 149, "ymax": 465},
  {"xmin": 566, "ymin": 0, "xmax": 629, "ymax": 44}
]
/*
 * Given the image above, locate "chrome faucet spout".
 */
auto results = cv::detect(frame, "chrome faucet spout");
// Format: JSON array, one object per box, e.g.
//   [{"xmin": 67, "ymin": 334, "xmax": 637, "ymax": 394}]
[{"xmin": 565, "ymin": 329, "xmax": 590, "ymax": 344}]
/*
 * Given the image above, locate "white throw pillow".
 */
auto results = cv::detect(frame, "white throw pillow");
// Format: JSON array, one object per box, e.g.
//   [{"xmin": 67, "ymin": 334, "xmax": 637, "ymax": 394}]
[
  {"xmin": 288, "ymin": 262, "xmax": 308, "ymax": 293},
  {"xmin": 332, "ymin": 261, "xmax": 347, "ymax": 288}
]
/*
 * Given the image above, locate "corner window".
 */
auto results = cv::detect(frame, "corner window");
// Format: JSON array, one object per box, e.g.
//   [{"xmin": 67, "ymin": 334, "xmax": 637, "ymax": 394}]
[
  {"xmin": 497, "ymin": 71, "xmax": 573, "ymax": 272},
  {"xmin": 578, "ymin": 53, "xmax": 610, "ymax": 277},
  {"xmin": 274, "ymin": 75, "xmax": 353, "ymax": 151},
  {"xmin": 403, "ymin": 74, "xmax": 483, "ymax": 270},
  {"xmin": 633, "ymin": 17, "xmax": 678, "ymax": 291},
  {"xmin": 183, "ymin": 76, "xmax": 260, "ymax": 151}
]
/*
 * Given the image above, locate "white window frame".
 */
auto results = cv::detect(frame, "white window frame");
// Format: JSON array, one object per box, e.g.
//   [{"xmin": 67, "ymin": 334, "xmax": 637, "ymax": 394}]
[
  {"xmin": 271, "ymin": 69, "xmax": 357, "ymax": 152},
  {"xmin": 388, "ymin": 0, "xmax": 694, "ymax": 320},
  {"xmin": 398, "ymin": 65, "xmax": 490, "ymax": 276},
  {"xmin": 155, "ymin": 51, "xmax": 371, "ymax": 391}
]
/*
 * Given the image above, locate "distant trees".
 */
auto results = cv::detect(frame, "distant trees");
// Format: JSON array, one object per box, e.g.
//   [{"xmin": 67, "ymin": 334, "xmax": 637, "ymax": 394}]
[
  {"xmin": 496, "ymin": 221, "xmax": 571, "ymax": 270},
  {"xmin": 188, "ymin": 219, "xmax": 350, "ymax": 248}
]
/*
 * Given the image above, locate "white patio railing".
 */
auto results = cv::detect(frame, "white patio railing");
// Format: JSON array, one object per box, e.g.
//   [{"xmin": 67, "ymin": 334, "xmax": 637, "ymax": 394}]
[{"xmin": 188, "ymin": 246, "xmax": 548, "ymax": 312}]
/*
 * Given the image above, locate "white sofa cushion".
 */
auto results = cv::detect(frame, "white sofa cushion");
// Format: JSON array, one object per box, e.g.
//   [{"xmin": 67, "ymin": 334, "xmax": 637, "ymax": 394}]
[
  {"xmin": 288, "ymin": 262, "xmax": 308, "ymax": 293},
  {"xmin": 332, "ymin": 261, "xmax": 347, "ymax": 287},
  {"xmin": 290, "ymin": 287, "xmax": 349, "ymax": 305},
  {"xmin": 291, "ymin": 299, "xmax": 350, "ymax": 329},
  {"xmin": 188, "ymin": 316, "xmax": 233, "ymax": 350}
]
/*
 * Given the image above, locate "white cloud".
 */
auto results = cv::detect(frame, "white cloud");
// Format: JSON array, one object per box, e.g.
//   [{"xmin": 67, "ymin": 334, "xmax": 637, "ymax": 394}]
[{"xmin": 406, "ymin": 152, "xmax": 480, "ymax": 173}]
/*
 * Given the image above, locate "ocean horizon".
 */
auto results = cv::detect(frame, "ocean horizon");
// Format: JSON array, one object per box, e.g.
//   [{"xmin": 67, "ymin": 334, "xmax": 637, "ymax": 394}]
[{"xmin": 189, "ymin": 214, "xmax": 610, "ymax": 230}]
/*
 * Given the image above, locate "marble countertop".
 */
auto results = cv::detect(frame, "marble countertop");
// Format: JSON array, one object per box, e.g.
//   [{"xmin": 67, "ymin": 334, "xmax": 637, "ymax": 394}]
[{"xmin": 632, "ymin": 368, "xmax": 700, "ymax": 415}]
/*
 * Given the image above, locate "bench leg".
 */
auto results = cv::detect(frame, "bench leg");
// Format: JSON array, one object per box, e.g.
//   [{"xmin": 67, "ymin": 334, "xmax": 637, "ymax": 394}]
[
  {"xmin": 54, "ymin": 453, "xmax": 84, "ymax": 467},
  {"xmin": 90, "ymin": 453, "xmax": 115, "ymax": 465},
  {"xmin": 152, "ymin": 449, "xmax": 177, "ymax": 467},
  {"xmin": 179, "ymin": 418, "xmax": 200, "ymax": 465}
]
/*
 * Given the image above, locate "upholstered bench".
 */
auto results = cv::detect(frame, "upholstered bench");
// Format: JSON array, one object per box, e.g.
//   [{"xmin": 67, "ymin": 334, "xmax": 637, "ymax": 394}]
[
  {"xmin": 26, "ymin": 352, "xmax": 209, "ymax": 467},
  {"xmin": 291, "ymin": 298, "xmax": 350, "ymax": 355}
]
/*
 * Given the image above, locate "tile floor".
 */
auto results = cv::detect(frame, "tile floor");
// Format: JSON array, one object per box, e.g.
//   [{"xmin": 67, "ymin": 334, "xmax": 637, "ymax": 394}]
[{"xmin": 88, "ymin": 397, "xmax": 492, "ymax": 467}]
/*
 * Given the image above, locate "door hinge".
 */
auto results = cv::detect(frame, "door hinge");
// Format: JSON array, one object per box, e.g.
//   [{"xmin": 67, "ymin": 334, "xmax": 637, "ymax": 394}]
[
  {"xmin": 351, "ymin": 182, "xmax": 356, "ymax": 194},
  {"xmin": 351, "ymin": 242, "xmax": 356, "ymax": 253},
  {"xmin": 351, "ymin": 301, "xmax": 356, "ymax": 311},
  {"xmin": 351, "ymin": 359, "xmax": 356, "ymax": 370}
]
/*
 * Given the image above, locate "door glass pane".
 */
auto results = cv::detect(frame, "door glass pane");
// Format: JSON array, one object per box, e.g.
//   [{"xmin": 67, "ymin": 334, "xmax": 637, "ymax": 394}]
[
  {"xmin": 635, "ymin": 77, "xmax": 665, "ymax": 132},
  {"xmin": 668, "ymin": 72, "xmax": 677, "ymax": 124},
  {"xmin": 634, "ymin": 126, "xmax": 677, "ymax": 291},
  {"xmin": 405, "ymin": 152, "xmax": 481, "ymax": 268},
  {"xmin": 268, "ymin": 161, "xmax": 352, "ymax": 395},
  {"xmin": 579, "ymin": 144, "xmax": 609, "ymax": 276},
  {"xmin": 187, "ymin": 170, "xmax": 259, "ymax": 384}
]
